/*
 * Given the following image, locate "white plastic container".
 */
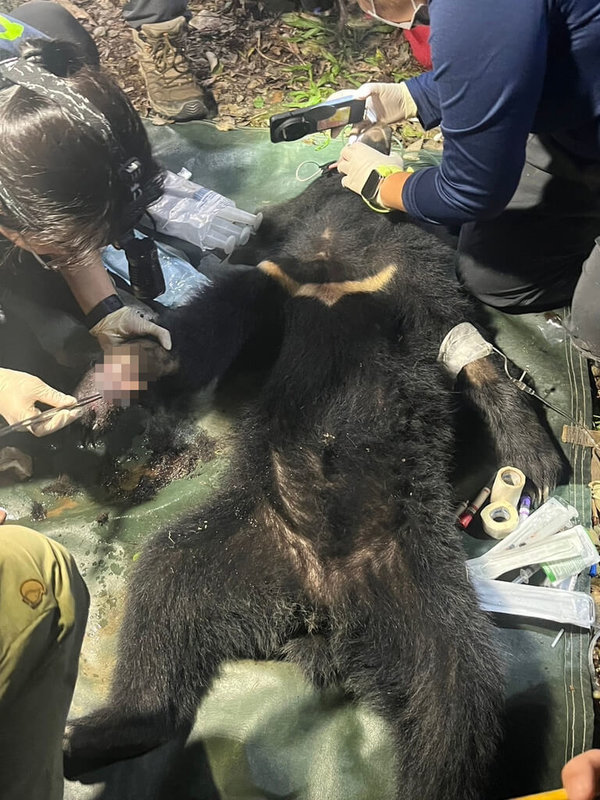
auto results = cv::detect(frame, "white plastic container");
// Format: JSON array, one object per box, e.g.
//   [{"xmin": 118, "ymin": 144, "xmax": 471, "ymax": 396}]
[{"xmin": 473, "ymin": 577, "xmax": 595, "ymax": 629}]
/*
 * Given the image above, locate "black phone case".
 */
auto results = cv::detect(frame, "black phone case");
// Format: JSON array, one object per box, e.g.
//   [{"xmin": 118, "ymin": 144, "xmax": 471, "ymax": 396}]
[{"xmin": 269, "ymin": 98, "xmax": 366, "ymax": 143}]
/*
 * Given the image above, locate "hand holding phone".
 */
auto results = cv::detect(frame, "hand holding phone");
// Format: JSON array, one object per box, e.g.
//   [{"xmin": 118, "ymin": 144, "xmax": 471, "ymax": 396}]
[
  {"xmin": 270, "ymin": 95, "xmax": 366, "ymax": 143},
  {"xmin": 330, "ymin": 82, "xmax": 418, "ymax": 139}
]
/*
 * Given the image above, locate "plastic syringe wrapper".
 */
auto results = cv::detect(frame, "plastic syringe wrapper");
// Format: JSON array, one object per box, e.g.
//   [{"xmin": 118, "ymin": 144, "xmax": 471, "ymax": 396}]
[
  {"xmin": 467, "ymin": 525, "xmax": 596, "ymax": 581},
  {"xmin": 542, "ymin": 526, "xmax": 599, "ymax": 583},
  {"xmin": 102, "ymin": 236, "xmax": 210, "ymax": 308},
  {"xmin": 148, "ymin": 171, "xmax": 263, "ymax": 254},
  {"xmin": 479, "ymin": 496, "xmax": 578, "ymax": 559},
  {"xmin": 473, "ymin": 578, "xmax": 595, "ymax": 629}
]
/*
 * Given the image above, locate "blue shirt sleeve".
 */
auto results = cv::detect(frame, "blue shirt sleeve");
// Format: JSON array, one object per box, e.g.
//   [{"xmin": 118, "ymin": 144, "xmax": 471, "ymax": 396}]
[
  {"xmin": 405, "ymin": 71, "xmax": 441, "ymax": 130},
  {"xmin": 401, "ymin": 0, "xmax": 548, "ymax": 226}
]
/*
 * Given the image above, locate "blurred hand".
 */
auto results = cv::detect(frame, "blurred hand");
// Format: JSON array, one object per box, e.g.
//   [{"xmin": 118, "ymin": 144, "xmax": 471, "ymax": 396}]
[
  {"xmin": 90, "ymin": 306, "xmax": 172, "ymax": 352},
  {"xmin": 0, "ymin": 368, "xmax": 81, "ymax": 436},
  {"xmin": 562, "ymin": 750, "xmax": 600, "ymax": 800},
  {"xmin": 337, "ymin": 141, "xmax": 405, "ymax": 200},
  {"xmin": 329, "ymin": 82, "xmax": 418, "ymax": 139}
]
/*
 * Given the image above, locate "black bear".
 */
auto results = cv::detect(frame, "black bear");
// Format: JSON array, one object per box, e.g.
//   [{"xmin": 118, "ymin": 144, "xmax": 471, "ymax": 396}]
[{"xmin": 65, "ymin": 174, "xmax": 564, "ymax": 799}]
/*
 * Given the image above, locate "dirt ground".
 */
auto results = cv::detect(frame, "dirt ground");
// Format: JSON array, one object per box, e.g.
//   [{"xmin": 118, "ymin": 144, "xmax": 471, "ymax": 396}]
[{"xmin": 42, "ymin": 0, "xmax": 428, "ymax": 140}]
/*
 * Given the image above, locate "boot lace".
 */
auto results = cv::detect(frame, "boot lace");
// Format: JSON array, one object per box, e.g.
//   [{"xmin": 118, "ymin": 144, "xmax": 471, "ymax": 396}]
[{"xmin": 148, "ymin": 32, "xmax": 194, "ymax": 84}]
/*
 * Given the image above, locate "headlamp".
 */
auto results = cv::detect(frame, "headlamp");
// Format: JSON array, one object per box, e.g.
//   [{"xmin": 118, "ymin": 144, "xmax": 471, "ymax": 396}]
[{"xmin": 116, "ymin": 231, "xmax": 165, "ymax": 302}]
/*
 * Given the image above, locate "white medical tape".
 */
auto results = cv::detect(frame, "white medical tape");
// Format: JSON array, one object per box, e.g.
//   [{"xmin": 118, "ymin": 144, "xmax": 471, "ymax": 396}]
[
  {"xmin": 490, "ymin": 466, "xmax": 526, "ymax": 508},
  {"xmin": 480, "ymin": 501, "xmax": 519, "ymax": 540},
  {"xmin": 437, "ymin": 322, "xmax": 494, "ymax": 380}
]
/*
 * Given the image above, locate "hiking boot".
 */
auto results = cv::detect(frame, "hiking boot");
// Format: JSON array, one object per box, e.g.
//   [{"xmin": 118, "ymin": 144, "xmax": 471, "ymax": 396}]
[{"xmin": 132, "ymin": 16, "xmax": 212, "ymax": 121}]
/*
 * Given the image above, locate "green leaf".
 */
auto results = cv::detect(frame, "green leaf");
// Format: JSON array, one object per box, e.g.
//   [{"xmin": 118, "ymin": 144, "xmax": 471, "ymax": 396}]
[{"xmin": 282, "ymin": 12, "xmax": 327, "ymax": 30}]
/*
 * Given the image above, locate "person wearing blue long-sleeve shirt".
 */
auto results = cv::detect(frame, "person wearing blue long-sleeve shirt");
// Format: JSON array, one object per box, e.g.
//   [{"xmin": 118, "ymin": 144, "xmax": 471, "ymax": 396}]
[{"xmin": 337, "ymin": 0, "xmax": 600, "ymax": 358}]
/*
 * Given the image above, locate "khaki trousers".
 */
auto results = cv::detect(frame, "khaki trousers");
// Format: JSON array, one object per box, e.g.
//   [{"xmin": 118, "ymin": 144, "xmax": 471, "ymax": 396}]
[{"xmin": 0, "ymin": 525, "xmax": 89, "ymax": 800}]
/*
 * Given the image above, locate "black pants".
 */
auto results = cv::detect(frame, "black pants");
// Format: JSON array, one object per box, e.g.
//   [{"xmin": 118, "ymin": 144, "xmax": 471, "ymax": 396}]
[
  {"xmin": 13, "ymin": 0, "xmax": 187, "ymax": 35},
  {"xmin": 10, "ymin": 1, "xmax": 99, "ymax": 64},
  {"xmin": 456, "ymin": 134, "xmax": 600, "ymax": 356},
  {"xmin": 122, "ymin": 0, "xmax": 189, "ymax": 28}
]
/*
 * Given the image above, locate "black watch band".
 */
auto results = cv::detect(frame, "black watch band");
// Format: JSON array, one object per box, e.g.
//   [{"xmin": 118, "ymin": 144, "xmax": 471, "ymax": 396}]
[{"xmin": 85, "ymin": 294, "xmax": 125, "ymax": 329}]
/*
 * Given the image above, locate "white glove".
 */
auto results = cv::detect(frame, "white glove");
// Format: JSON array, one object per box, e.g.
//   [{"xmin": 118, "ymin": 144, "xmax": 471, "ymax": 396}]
[
  {"xmin": 90, "ymin": 306, "xmax": 172, "ymax": 352},
  {"xmin": 0, "ymin": 368, "xmax": 81, "ymax": 436},
  {"xmin": 329, "ymin": 82, "xmax": 418, "ymax": 138},
  {"xmin": 337, "ymin": 142, "xmax": 405, "ymax": 201}
]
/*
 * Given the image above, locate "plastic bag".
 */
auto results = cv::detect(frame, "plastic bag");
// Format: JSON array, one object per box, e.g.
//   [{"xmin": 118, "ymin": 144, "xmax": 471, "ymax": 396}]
[{"xmin": 102, "ymin": 236, "xmax": 210, "ymax": 308}]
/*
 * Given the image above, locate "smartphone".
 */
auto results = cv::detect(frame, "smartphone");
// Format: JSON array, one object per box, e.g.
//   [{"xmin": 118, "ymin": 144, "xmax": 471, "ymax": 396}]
[{"xmin": 269, "ymin": 96, "xmax": 366, "ymax": 143}]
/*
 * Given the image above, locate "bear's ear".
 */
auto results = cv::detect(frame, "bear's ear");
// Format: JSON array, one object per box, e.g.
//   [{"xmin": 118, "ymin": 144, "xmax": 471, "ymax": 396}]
[{"xmin": 20, "ymin": 38, "xmax": 88, "ymax": 78}]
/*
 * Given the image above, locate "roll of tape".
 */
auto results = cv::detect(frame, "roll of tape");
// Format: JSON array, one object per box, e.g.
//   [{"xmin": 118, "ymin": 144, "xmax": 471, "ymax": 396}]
[
  {"xmin": 481, "ymin": 501, "xmax": 519, "ymax": 540},
  {"xmin": 490, "ymin": 466, "xmax": 526, "ymax": 508}
]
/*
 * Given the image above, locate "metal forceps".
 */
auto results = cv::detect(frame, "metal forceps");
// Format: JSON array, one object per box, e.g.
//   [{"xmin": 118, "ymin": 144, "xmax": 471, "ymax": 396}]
[{"xmin": 0, "ymin": 393, "xmax": 102, "ymax": 438}]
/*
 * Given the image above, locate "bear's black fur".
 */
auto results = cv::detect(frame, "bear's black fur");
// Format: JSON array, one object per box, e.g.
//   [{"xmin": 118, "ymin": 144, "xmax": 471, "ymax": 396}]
[{"xmin": 65, "ymin": 175, "xmax": 564, "ymax": 799}]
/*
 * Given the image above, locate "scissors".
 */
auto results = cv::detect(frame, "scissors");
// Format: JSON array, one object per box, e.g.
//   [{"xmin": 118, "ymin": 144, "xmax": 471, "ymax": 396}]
[{"xmin": 0, "ymin": 393, "xmax": 102, "ymax": 438}]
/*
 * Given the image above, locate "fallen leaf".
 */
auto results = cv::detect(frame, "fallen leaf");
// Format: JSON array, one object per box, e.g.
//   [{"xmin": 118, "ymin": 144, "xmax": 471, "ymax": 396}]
[
  {"xmin": 150, "ymin": 115, "xmax": 173, "ymax": 126},
  {"xmin": 215, "ymin": 118, "xmax": 236, "ymax": 131},
  {"xmin": 47, "ymin": 497, "xmax": 79, "ymax": 519},
  {"xmin": 206, "ymin": 51, "xmax": 219, "ymax": 72}
]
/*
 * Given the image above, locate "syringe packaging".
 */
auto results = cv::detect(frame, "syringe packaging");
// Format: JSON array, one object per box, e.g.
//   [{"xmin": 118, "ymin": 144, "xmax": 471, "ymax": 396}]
[
  {"xmin": 473, "ymin": 578, "xmax": 595, "ymax": 629},
  {"xmin": 467, "ymin": 495, "xmax": 599, "ymax": 629},
  {"xmin": 147, "ymin": 170, "xmax": 263, "ymax": 255},
  {"xmin": 467, "ymin": 524, "xmax": 597, "ymax": 583},
  {"xmin": 541, "ymin": 524, "xmax": 599, "ymax": 583}
]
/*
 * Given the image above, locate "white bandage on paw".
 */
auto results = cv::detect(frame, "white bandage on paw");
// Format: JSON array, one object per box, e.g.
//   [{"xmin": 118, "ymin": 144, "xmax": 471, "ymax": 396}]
[{"xmin": 437, "ymin": 322, "xmax": 494, "ymax": 379}]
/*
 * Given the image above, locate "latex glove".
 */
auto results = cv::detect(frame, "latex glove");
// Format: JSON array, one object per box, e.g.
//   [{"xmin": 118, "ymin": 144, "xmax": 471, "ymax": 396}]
[
  {"xmin": 90, "ymin": 306, "xmax": 172, "ymax": 352},
  {"xmin": 337, "ymin": 142, "xmax": 405, "ymax": 201},
  {"xmin": 0, "ymin": 368, "xmax": 81, "ymax": 436},
  {"xmin": 329, "ymin": 82, "xmax": 418, "ymax": 138}
]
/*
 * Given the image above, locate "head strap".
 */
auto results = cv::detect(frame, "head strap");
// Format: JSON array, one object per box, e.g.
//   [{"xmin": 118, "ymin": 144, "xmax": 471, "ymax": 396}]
[
  {"xmin": 0, "ymin": 56, "xmax": 117, "ymax": 152},
  {"xmin": 0, "ymin": 55, "xmax": 151, "ymax": 225},
  {"xmin": 0, "ymin": 52, "xmax": 164, "ymax": 298}
]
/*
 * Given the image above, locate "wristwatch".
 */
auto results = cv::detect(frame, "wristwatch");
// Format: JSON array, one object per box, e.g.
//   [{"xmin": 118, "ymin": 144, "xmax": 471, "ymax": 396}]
[
  {"xmin": 360, "ymin": 165, "xmax": 404, "ymax": 213},
  {"xmin": 85, "ymin": 294, "xmax": 125, "ymax": 329}
]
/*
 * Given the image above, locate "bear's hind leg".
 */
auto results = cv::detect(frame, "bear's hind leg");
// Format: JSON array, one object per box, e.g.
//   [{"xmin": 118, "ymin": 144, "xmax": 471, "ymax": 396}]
[
  {"xmin": 333, "ymin": 595, "xmax": 503, "ymax": 800},
  {"xmin": 64, "ymin": 520, "xmax": 301, "ymax": 778}
]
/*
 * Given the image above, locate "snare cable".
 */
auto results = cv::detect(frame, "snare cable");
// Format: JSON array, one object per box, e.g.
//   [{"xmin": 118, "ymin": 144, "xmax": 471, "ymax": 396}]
[{"xmin": 491, "ymin": 345, "xmax": 600, "ymax": 456}]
